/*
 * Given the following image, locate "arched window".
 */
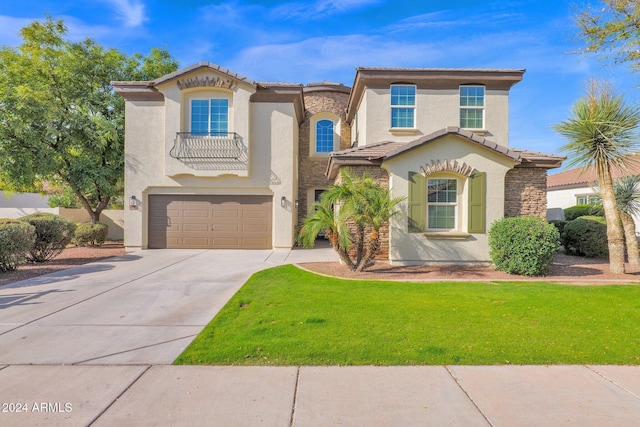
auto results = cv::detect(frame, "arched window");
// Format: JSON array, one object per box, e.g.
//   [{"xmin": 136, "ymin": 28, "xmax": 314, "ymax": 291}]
[{"xmin": 316, "ymin": 119, "xmax": 334, "ymax": 153}]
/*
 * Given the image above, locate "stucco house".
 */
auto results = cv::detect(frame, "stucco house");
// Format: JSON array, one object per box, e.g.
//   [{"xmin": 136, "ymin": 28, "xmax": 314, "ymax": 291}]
[
  {"xmin": 112, "ymin": 63, "xmax": 563, "ymax": 264},
  {"xmin": 547, "ymin": 157, "xmax": 640, "ymax": 228}
]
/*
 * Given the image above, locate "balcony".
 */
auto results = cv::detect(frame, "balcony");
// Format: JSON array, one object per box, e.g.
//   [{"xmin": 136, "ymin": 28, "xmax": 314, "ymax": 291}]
[{"xmin": 170, "ymin": 132, "xmax": 244, "ymax": 160}]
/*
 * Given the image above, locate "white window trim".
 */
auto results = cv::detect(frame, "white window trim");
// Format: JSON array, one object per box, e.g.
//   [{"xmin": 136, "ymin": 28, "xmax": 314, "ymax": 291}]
[
  {"xmin": 183, "ymin": 90, "xmax": 233, "ymax": 134},
  {"xmin": 426, "ymin": 175, "xmax": 461, "ymax": 232},
  {"xmin": 390, "ymin": 84, "xmax": 416, "ymax": 129},
  {"xmin": 459, "ymin": 85, "xmax": 485, "ymax": 130}
]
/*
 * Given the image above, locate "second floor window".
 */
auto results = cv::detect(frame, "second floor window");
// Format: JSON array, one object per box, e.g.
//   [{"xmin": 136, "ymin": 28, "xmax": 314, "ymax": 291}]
[
  {"xmin": 191, "ymin": 99, "xmax": 229, "ymax": 134},
  {"xmin": 391, "ymin": 85, "xmax": 416, "ymax": 128},
  {"xmin": 316, "ymin": 119, "xmax": 334, "ymax": 153},
  {"xmin": 460, "ymin": 86, "xmax": 484, "ymax": 129}
]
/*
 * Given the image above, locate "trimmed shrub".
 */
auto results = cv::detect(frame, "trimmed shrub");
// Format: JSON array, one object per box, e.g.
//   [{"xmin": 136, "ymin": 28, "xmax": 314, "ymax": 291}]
[
  {"xmin": 549, "ymin": 220, "xmax": 567, "ymax": 237},
  {"xmin": 0, "ymin": 219, "xmax": 36, "ymax": 271},
  {"xmin": 561, "ymin": 215, "xmax": 608, "ymax": 258},
  {"xmin": 73, "ymin": 222, "xmax": 108, "ymax": 247},
  {"xmin": 564, "ymin": 204, "xmax": 604, "ymax": 221},
  {"xmin": 489, "ymin": 216, "xmax": 560, "ymax": 276},
  {"xmin": 19, "ymin": 213, "xmax": 76, "ymax": 263}
]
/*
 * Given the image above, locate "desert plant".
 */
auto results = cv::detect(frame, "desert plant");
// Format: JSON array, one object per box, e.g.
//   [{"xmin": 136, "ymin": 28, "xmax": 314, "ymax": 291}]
[
  {"xmin": 613, "ymin": 175, "xmax": 640, "ymax": 265},
  {"xmin": 19, "ymin": 213, "xmax": 76, "ymax": 262},
  {"xmin": 0, "ymin": 219, "xmax": 36, "ymax": 271},
  {"xmin": 489, "ymin": 216, "xmax": 560, "ymax": 276},
  {"xmin": 562, "ymin": 216, "xmax": 609, "ymax": 258},
  {"xmin": 564, "ymin": 204, "xmax": 604, "ymax": 221},
  {"xmin": 73, "ymin": 222, "xmax": 108, "ymax": 246},
  {"xmin": 554, "ymin": 80, "xmax": 640, "ymax": 273}
]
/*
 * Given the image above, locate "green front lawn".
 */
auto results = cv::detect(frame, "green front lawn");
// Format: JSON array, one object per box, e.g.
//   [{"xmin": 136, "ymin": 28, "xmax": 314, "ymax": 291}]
[{"xmin": 175, "ymin": 265, "xmax": 640, "ymax": 366}]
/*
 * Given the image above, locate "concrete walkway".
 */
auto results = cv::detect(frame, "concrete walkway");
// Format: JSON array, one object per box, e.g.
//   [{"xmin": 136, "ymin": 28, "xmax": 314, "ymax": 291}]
[{"xmin": 1, "ymin": 248, "xmax": 640, "ymax": 426}]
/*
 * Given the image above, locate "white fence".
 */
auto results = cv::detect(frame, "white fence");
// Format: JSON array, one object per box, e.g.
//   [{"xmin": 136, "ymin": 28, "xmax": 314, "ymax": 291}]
[{"xmin": 0, "ymin": 208, "xmax": 124, "ymax": 241}]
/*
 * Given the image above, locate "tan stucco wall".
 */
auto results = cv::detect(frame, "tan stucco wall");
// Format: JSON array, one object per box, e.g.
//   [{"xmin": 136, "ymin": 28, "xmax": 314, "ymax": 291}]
[
  {"xmin": 123, "ymin": 70, "xmax": 299, "ymax": 250},
  {"xmin": 357, "ymin": 88, "xmax": 510, "ymax": 147},
  {"xmin": 253, "ymin": 102, "xmax": 299, "ymax": 248},
  {"xmin": 383, "ymin": 134, "xmax": 516, "ymax": 264}
]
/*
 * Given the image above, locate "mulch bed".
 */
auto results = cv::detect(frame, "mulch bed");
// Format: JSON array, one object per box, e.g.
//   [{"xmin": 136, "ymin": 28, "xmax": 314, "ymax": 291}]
[
  {"xmin": 299, "ymin": 252, "xmax": 640, "ymax": 284},
  {"xmin": 0, "ymin": 242, "xmax": 125, "ymax": 287},
  {"xmin": 3, "ymin": 243, "xmax": 640, "ymax": 287}
]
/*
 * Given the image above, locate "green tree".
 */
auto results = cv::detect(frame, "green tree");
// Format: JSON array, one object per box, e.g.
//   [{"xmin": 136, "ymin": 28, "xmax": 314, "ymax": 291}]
[
  {"xmin": 298, "ymin": 169, "xmax": 404, "ymax": 272},
  {"xmin": 575, "ymin": 0, "xmax": 640, "ymax": 72},
  {"xmin": 0, "ymin": 18, "xmax": 178, "ymax": 221},
  {"xmin": 613, "ymin": 175, "xmax": 640, "ymax": 265},
  {"xmin": 554, "ymin": 81, "xmax": 640, "ymax": 274}
]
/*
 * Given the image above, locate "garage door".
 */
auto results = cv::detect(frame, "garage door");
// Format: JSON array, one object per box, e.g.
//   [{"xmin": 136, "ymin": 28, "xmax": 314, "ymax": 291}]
[{"xmin": 148, "ymin": 195, "xmax": 272, "ymax": 249}]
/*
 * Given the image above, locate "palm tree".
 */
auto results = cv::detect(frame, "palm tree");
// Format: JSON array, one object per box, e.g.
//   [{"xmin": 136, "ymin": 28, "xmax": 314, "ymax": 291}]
[
  {"xmin": 298, "ymin": 168, "xmax": 404, "ymax": 272},
  {"xmin": 614, "ymin": 175, "xmax": 640, "ymax": 266},
  {"xmin": 554, "ymin": 81, "xmax": 640, "ymax": 274},
  {"xmin": 297, "ymin": 197, "xmax": 353, "ymax": 269},
  {"xmin": 355, "ymin": 178, "xmax": 404, "ymax": 272}
]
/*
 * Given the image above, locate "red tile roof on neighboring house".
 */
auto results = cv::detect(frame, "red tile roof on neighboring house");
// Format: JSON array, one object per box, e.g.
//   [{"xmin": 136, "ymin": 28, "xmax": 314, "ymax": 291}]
[{"xmin": 547, "ymin": 154, "xmax": 640, "ymax": 189}]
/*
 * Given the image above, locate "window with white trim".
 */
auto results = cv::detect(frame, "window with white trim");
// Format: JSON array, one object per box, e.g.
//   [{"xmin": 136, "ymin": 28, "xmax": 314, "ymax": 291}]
[
  {"xmin": 391, "ymin": 84, "xmax": 416, "ymax": 128},
  {"xmin": 576, "ymin": 194, "xmax": 601, "ymax": 205},
  {"xmin": 190, "ymin": 99, "xmax": 229, "ymax": 134},
  {"xmin": 460, "ymin": 86, "xmax": 484, "ymax": 129},
  {"xmin": 427, "ymin": 178, "xmax": 458, "ymax": 230}
]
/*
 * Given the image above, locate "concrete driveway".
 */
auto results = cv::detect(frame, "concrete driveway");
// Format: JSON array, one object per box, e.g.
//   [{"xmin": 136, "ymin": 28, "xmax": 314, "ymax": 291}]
[
  {"xmin": 0, "ymin": 248, "xmax": 337, "ymax": 365},
  {"xmin": 3, "ymin": 248, "xmax": 640, "ymax": 426}
]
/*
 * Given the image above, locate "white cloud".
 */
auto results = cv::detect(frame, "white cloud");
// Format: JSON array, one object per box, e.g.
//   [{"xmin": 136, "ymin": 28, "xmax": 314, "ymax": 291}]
[
  {"xmin": 270, "ymin": 0, "xmax": 383, "ymax": 21},
  {"xmin": 0, "ymin": 16, "xmax": 35, "ymax": 46},
  {"xmin": 100, "ymin": 0, "xmax": 147, "ymax": 27},
  {"xmin": 0, "ymin": 15, "xmax": 115, "ymax": 46},
  {"xmin": 228, "ymin": 34, "xmax": 444, "ymax": 84}
]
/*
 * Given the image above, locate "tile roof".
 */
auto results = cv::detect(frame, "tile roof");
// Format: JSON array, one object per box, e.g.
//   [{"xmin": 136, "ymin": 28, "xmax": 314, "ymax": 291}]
[
  {"xmin": 547, "ymin": 154, "xmax": 640, "ymax": 189},
  {"xmin": 326, "ymin": 127, "xmax": 564, "ymax": 178}
]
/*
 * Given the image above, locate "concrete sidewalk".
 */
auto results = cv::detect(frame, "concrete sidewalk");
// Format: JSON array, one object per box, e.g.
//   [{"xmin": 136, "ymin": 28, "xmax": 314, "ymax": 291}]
[
  {"xmin": 1, "ymin": 364, "xmax": 640, "ymax": 426},
  {"xmin": 2, "ymin": 248, "xmax": 640, "ymax": 426}
]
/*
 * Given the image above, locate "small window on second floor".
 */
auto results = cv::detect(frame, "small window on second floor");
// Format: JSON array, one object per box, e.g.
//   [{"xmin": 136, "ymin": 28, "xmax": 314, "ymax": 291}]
[
  {"xmin": 316, "ymin": 119, "xmax": 334, "ymax": 153},
  {"xmin": 391, "ymin": 85, "xmax": 416, "ymax": 128},
  {"xmin": 460, "ymin": 86, "xmax": 484, "ymax": 129},
  {"xmin": 191, "ymin": 99, "xmax": 229, "ymax": 134}
]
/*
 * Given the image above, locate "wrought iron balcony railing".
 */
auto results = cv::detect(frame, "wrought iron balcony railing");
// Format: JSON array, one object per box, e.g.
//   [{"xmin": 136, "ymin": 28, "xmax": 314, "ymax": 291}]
[{"xmin": 170, "ymin": 132, "xmax": 243, "ymax": 160}]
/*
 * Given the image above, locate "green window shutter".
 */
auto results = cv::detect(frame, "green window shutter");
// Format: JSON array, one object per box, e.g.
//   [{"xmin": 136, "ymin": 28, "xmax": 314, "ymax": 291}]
[
  {"xmin": 408, "ymin": 171, "xmax": 426, "ymax": 232},
  {"xmin": 468, "ymin": 172, "xmax": 486, "ymax": 233}
]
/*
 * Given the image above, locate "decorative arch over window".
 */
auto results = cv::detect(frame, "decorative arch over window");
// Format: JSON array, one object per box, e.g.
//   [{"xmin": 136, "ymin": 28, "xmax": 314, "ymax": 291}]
[
  {"xmin": 310, "ymin": 112, "xmax": 340, "ymax": 157},
  {"xmin": 408, "ymin": 168, "xmax": 486, "ymax": 234},
  {"xmin": 420, "ymin": 159, "xmax": 476, "ymax": 177}
]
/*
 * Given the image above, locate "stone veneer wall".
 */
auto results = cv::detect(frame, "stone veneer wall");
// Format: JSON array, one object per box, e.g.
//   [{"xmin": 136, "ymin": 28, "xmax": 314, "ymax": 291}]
[
  {"xmin": 334, "ymin": 165, "xmax": 390, "ymax": 260},
  {"xmin": 297, "ymin": 89, "xmax": 351, "ymax": 225},
  {"xmin": 504, "ymin": 166, "xmax": 549, "ymax": 219}
]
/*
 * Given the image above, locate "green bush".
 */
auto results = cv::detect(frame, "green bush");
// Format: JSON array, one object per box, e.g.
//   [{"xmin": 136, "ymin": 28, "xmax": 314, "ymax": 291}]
[
  {"xmin": 564, "ymin": 204, "xmax": 604, "ymax": 221},
  {"xmin": 489, "ymin": 216, "xmax": 560, "ymax": 276},
  {"xmin": 549, "ymin": 220, "xmax": 567, "ymax": 237},
  {"xmin": 73, "ymin": 222, "xmax": 108, "ymax": 246},
  {"xmin": 19, "ymin": 213, "xmax": 76, "ymax": 263},
  {"xmin": 0, "ymin": 219, "xmax": 36, "ymax": 271},
  {"xmin": 561, "ymin": 216, "xmax": 608, "ymax": 258}
]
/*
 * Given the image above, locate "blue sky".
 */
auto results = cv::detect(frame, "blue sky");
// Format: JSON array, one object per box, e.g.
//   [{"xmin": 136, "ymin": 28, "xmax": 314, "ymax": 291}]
[{"xmin": 1, "ymin": 0, "xmax": 639, "ymax": 171}]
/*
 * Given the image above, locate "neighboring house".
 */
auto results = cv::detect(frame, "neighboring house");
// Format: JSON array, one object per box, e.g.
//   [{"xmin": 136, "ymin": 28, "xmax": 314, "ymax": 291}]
[
  {"xmin": 113, "ymin": 63, "xmax": 564, "ymax": 264},
  {"xmin": 547, "ymin": 157, "xmax": 640, "ymax": 227}
]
